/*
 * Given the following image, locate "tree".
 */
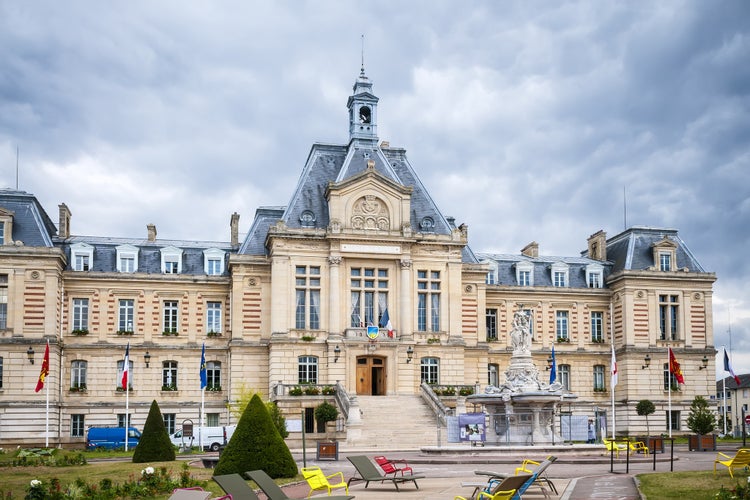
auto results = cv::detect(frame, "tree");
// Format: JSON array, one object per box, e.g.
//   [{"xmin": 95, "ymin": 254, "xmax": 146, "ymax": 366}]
[
  {"xmin": 636, "ymin": 400, "xmax": 656, "ymax": 435},
  {"xmin": 133, "ymin": 400, "xmax": 176, "ymax": 463},
  {"xmin": 686, "ymin": 395, "xmax": 716, "ymax": 435},
  {"xmin": 314, "ymin": 401, "xmax": 338, "ymax": 433},
  {"xmin": 213, "ymin": 393, "xmax": 297, "ymax": 478}
]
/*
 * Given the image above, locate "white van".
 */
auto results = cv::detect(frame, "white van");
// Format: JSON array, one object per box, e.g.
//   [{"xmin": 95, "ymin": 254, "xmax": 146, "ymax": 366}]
[{"xmin": 170, "ymin": 425, "xmax": 235, "ymax": 451}]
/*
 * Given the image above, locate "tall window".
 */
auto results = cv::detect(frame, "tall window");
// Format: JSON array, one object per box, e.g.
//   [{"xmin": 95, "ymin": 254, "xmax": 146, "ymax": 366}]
[
  {"xmin": 206, "ymin": 413, "xmax": 220, "ymax": 427},
  {"xmin": 72, "ymin": 298, "xmax": 89, "ymax": 332},
  {"xmin": 206, "ymin": 361, "xmax": 221, "ymax": 390},
  {"xmin": 593, "ymin": 365, "xmax": 605, "ymax": 391},
  {"xmin": 486, "ymin": 309, "xmax": 498, "ymax": 341},
  {"xmin": 659, "ymin": 252, "xmax": 672, "ymax": 271},
  {"xmin": 298, "ymin": 356, "xmax": 318, "ymax": 384},
  {"xmin": 591, "ymin": 311, "xmax": 603, "ymax": 342},
  {"xmin": 0, "ymin": 274, "xmax": 7, "ymax": 329},
  {"xmin": 162, "ymin": 361, "xmax": 178, "ymax": 390},
  {"xmin": 71, "ymin": 415, "xmax": 85, "ymax": 437},
  {"xmin": 117, "ymin": 359, "xmax": 133, "ymax": 390},
  {"xmin": 421, "ymin": 357, "xmax": 440, "ymax": 385},
  {"xmin": 163, "ymin": 300, "xmax": 179, "ymax": 334},
  {"xmin": 117, "ymin": 414, "xmax": 132, "ymax": 427},
  {"xmin": 163, "ymin": 413, "xmax": 176, "ymax": 434},
  {"xmin": 71, "ymin": 360, "xmax": 87, "ymax": 390},
  {"xmin": 666, "ymin": 410, "xmax": 680, "ymax": 430},
  {"xmin": 558, "ymin": 364, "xmax": 570, "ymax": 391},
  {"xmin": 556, "ymin": 311, "xmax": 569, "ymax": 341},
  {"xmin": 350, "ymin": 267, "xmax": 388, "ymax": 327},
  {"xmin": 118, "ymin": 299, "xmax": 134, "ymax": 332},
  {"xmin": 206, "ymin": 301, "xmax": 222, "ymax": 334},
  {"xmin": 663, "ymin": 363, "xmax": 680, "ymax": 391},
  {"xmin": 659, "ymin": 294, "xmax": 679, "ymax": 340},
  {"xmin": 417, "ymin": 270, "xmax": 441, "ymax": 332},
  {"xmin": 296, "ymin": 266, "xmax": 321, "ymax": 330},
  {"xmin": 488, "ymin": 363, "xmax": 499, "ymax": 387}
]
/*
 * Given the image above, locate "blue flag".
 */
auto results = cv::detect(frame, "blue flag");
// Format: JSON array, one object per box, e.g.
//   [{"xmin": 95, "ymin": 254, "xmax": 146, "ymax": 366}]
[
  {"xmin": 200, "ymin": 343, "xmax": 207, "ymax": 389},
  {"xmin": 549, "ymin": 346, "xmax": 557, "ymax": 385}
]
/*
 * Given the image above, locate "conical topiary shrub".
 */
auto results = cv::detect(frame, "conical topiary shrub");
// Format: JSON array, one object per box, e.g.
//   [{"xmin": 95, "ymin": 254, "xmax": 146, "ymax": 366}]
[
  {"xmin": 213, "ymin": 393, "xmax": 297, "ymax": 478},
  {"xmin": 133, "ymin": 399, "xmax": 176, "ymax": 463}
]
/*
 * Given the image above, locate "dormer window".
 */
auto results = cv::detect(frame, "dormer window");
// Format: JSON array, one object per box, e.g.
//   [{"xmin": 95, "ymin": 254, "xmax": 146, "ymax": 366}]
[
  {"xmin": 551, "ymin": 262, "xmax": 569, "ymax": 287},
  {"xmin": 70, "ymin": 243, "xmax": 94, "ymax": 271},
  {"xmin": 116, "ymin": 244, "xmax": 139, "ymax": 273},
  {"xmin": 585, "ymin": 263, "xmax": 604, "ymax": 288},
  {"xmin": 484, "ymin": 260, "xmax": 498, "ymax": 285},
  {"xmin": 203, "ymin": 248, "xmax": 226, "ymax": 275},
  {"xmin": 651, "ymin": 237, "xmax": 677, "ymax": 272},
  {"xmin": 0, "ymin": 208, "xmax": 13, "ymax": 245},
  {"xmin": 160, "ymin": 246, "xmax": 183, "ymax": 274},
  {"xmin": 516, "ymin": 261, "xmax": 534, "ymax": 287}
]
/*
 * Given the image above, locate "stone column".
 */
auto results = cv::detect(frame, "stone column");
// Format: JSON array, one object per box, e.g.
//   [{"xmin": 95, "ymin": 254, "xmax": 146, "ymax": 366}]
[
  {"xmin": 328, "ymin": 256, "xmax": 341, "ymax": 335},
  {"xmin": 399, "ymin": 259, "xmax": 412, "ymax": 338}
]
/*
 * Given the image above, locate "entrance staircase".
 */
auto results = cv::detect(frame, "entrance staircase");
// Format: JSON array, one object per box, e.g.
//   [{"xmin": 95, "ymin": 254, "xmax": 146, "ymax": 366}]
[{"xmin": 347, "ymin": 395, "xmax": 442, "ymax": 450}]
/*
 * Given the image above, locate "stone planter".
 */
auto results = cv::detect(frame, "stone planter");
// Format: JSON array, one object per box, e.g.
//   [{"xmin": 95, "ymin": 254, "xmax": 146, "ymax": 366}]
[{"xmin": 688, "ymin": 433, "xmax": 716, "ymax": 451}]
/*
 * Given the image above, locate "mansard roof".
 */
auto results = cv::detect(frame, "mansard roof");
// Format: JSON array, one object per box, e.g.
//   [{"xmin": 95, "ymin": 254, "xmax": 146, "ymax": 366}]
[
  {"xmin": 0, "ymin": 189, "xmax": 57, "ymax": 246},
  {"xmin": 59, "ymin": 235, "xmax": 233, "ymax": 275},
  {"xmin": 478, "ymin": 253, "xmax": 611, "ymax": 288},
  {"xmin": 602, "ymin": 226, "xmax": 706, "ymax": 273}
]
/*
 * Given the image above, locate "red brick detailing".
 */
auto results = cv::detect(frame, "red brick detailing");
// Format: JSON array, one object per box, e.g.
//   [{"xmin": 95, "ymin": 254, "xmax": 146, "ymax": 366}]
[
  {"xmin": 243, "ymin": 291, "xmax": 262, "ymax": 331},
  {"xmin": 462, "ymin": 297, "xmax": 477, "ymax": 333},
  {"xmin": 633, "ymin": 302, "xmax": 649, "ymax": 339},
  {"xmin": 23, "ymin": 284, "xmax": 45, "ymax": 328},
  {"xmin": 691, "ymin": 303, "xmax": 706, "ymax": 339}
]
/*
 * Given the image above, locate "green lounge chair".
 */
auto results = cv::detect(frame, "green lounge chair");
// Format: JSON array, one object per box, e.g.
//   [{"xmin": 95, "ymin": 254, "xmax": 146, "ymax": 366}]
[
  {"xmin": 346, "ymin": 455, "xmax": 424, "ymax": 491},
  {"xmin": 213, "ymin": 473, "xmax": 261, "ymax": 500},
  {"xmin": 245, "ymin": 469, "xmax": 354, "ymax": 500}
]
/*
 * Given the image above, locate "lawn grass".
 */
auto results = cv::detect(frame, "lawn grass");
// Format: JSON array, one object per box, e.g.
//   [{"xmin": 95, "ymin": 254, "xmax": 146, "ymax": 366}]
[{"xmin": 637, "ymin": 470, "xmax": 750, "ymax": 499}]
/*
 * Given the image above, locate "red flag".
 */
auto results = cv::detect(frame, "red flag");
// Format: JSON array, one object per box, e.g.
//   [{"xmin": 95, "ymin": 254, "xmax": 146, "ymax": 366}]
[
  {"xmin": 669, "ymin": 347, "xmax": 684, "ymax": 385},
  {"xmin": 35, "ymin": 341, "xmax": 50, "ymax": 393},
  {"xmin": 121, "ymin": 343, "xmax": 130, "ymax": 390}
]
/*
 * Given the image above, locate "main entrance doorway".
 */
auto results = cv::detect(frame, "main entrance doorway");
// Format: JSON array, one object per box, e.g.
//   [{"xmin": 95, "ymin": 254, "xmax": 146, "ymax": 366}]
[{"xmin": 355, "ymin": 356, "xmax": 386, "ymax": 395}]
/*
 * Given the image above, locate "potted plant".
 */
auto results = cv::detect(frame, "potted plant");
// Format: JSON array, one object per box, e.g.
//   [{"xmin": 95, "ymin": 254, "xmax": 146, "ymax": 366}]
[
  {"xmin": 314, "ymin": 401, "xmax": 339, "ymax": 436},
  {"xmin": 288, "ymin": 386, "xmax": 303, "ymax": 396},
  {"xmin": 687, "ymin": 395, "xmax": 717, "ymax": 451},
  {"xmin": 636, "ymin": 399, "xmax": 662, "ymax": 453}
]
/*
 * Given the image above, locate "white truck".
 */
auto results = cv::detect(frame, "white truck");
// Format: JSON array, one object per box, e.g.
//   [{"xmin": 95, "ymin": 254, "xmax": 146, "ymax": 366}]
[{"xmin": 170, "ymin": 425, "xmax": 236, "ymax": 451}]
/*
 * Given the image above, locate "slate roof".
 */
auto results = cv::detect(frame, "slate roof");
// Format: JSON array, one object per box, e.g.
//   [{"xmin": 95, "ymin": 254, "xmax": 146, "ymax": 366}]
[
  {"xmin": 716, "ymin": 373, "xmax": 750, "ymax": 391},
  {"xmin": 0, "ymin": 189, "xmax": 56, "ymax": 246},
  {"xmin": 600, "ymin": 226, "xmax": 705, "ymax": 273},
  {"xmin": 477, "ymin": 253, "xmax": 611, "ymax": 288}
]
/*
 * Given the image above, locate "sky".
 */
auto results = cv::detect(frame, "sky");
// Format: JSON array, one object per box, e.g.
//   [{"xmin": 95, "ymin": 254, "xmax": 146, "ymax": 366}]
[{"xmin": 1, "ymin": 1, "xmax": 749, "ymax": 379}]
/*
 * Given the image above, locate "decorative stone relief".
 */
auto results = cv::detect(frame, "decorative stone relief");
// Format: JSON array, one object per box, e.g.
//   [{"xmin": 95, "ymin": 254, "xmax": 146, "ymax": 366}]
[
  {"xmin": 351, "ymin": 195, "xmax": 389, "ymax": 231},
  {"xmin": 328, "ymin": 256, "xmax": 341, "ymax": 266},
  {"xmin": 248, "ymin": 278, "xmax": 257, "ymax": 286},
  {"xmin": 329, "ymin": 218, "xmax": 341, "ymax": 233},
  {"xmin": 30, "ymin": 270, "xmax": 40, "ymax": 280},
  {"xmin": 400, "ymin": 259, "xmax": 412, "ymax": 269}
]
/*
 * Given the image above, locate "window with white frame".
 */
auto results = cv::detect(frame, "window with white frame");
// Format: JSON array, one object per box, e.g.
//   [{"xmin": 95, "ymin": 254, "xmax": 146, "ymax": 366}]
[
  {"xmin": 659, "ymin": 294, "xmax": 679, "ymax": 340},
  {"xmin": 665, "ymin": 410, "xmax": 680, "ymax": 430},
  {"xmin": 556, "ymin": 311, "xmax": 569, "ymax": 341},
  {"xmin": 551, "ymin": 262, "xmax": 568, "ymax": 287},
  {"xmin": 296, "ymin": 265, "xmax": 321, "ymax": 330},
  {"xmin": 206, "ymin": 361, "xmax": 221, "ymax": 390},
  {"xmin": 0, "ymin": 274, "xmax": 7, "ymax": 329},
  {"xmin": 160, "ymin": 246, "xmax": 183, "ymax": 274},
  {"xmin": 203, "ymin": 248, "xmax": 225, "ymax": 275},
  {"xmin": 162, "ymin": 361, "xmax": 178, "ymax": 390},
  {"xmin": 70, "ymin": 243, "xmax": 94, "ymax": 271},
  {"xmin": 485, "ymin": 261, "xmax": 498, "ymax": 285},
  {"xmin": 488, "ymin": 363, "xmax": 499, "ymax": 387},
  {"xmin": 663, "ymin": 363, "xmax": 680, "ymax": 391},
  {"xmin": 593, "ymin": 365, "xmax": 605, "ymax": 391},
  {"xmin": 118, "ymin": 299, "xmax": 134, "ymax": 333},
  {"xmin": 163, "ymin": 300, "xmax": 179, "ymax": 334},
  {"xmin": 421, "ymin": 357, "xmax": 440, "ymax": 385},
  {"xmin": 350, "ymin": 267, "xmax": 388, "ymax": 328},
  {"xmin": 117, "ymin": 414, "xmax": 132, "ymax": 427},
  {"xmin": 298, "ymin": 356, "xmax": 318, "ymax": 384},
  {"xmin": 163, "ymin": 413, "xmax": 176, "ymax": 434},
  {"xmin": 0, "ymin": 210, "xmax": 12, "ymax": 245},
  {"xmin": 417, "ymin": 270, "xmax": 441, "ymax": 332},
  {"xmin": 71, "ymin": 415, "xmax": 85, "ymax": 437},
  {"xmin": 116, "ymin": 244, "xmax": 138, "ymax": 273},
  {"xmin": 558, "ymin": 364, "xmax": 570, "ymax": 391},
  {"xmin": 591, "ymin": 311, "xmax": 603, "ymax": 342},
  {"xmin": 516, "ymin": 261, "xmax": 534, "ymax": 286},
  {"xmin": 586, "ymin": 263, "xmax": 604, "ymax": 288},
  {"xmin": 206, "ymin": 301, "xmax": 222, "ymax": 334},
  {"xmin": 117, "ymin": 359, "xmax": 133, "ymax": 390},
  {"xmin": 659, "ymin": 252, "xmax": 672, "ymax": 271},
  {"xmin": 72, "ymin": 298, "xmax": 89, "ymax": 332},
  {"xmin": 486, "ymin": 309, "xmax": 498, "ymax": 341},
  {"xmin": 71, "ymin": 360, "xmax": 87, "ymax": 390},
  {"xmin": 206, "ymin": 413, "xmax": 220, "ymax": 426}
]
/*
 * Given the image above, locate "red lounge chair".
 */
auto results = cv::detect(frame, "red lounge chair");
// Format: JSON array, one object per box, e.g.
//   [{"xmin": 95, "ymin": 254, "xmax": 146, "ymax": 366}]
[{"xmin": 374, "ymin": 455, "xmax": 414, "ymax": 476}]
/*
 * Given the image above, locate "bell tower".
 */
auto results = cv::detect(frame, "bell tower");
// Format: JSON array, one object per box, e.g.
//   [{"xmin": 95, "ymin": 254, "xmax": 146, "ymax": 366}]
[{"xmin": 347, "ymin": 65, "xmax": 379, "ymax": 145}]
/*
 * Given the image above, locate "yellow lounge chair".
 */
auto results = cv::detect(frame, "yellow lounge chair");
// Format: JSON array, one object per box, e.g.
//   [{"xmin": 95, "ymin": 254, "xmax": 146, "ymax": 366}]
[
  {"xmin": 603, "ymin": 437, "xmax": 627, "ymax": 458},
  {"xmin": 455, "ymin": 489, "xmax": 516, "ymax": 500},
  {"xmin": 714, "ymin": 448, "xmax": 750, "ymax": 478},
  {"xmin": 628, "ymin": 440, "xmax": 649, "ymax": 455},
  {"xmin": 301, "ymin": 466, "xmax": 350, "ymax": 497}
]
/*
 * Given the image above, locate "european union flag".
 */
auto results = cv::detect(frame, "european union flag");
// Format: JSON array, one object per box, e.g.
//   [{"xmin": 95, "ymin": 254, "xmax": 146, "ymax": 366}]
[
  {"xmin": 200, "ymin": 342, "xmax": 207, "ymax": 389},
  {"xmin": 549, "ymin": 346, "xmax": 557, "ymax": 385}
]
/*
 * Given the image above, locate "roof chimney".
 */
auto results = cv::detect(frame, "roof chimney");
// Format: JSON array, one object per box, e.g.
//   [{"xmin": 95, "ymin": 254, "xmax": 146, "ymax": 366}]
[
  {"xmin": 147, "ymin": 223, "xmax": 157, "ymax": 242},
  {"xmin": 58, "ymin": 203, "xmax": 71, "ymax": 239},
  {"xmin": 521, "ymin": 241, "xmax": 539, "ymax": 258},
  {"xmin": 587, "ymin": 230, "xmax": 607, "ymax": 261},
  {"xmin": 230, "ymin": 212, "xmax": 240, "ymax": 248}
]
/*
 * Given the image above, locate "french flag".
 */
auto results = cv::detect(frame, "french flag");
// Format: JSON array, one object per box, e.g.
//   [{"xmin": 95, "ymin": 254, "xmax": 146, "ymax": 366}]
[{"xmin": 380, "ymin": 308, "xmax": 394, "ymax": 338}]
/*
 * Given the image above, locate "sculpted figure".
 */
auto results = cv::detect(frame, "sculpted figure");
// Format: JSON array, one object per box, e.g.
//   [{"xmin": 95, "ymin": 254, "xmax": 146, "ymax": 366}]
[{"xmin": 510, "ymin": 309, "xmax": 532, "ymax": 353}]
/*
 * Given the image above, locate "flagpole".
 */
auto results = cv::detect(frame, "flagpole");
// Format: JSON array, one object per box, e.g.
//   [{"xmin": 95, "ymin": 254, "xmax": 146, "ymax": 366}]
[
  {"xmin": 124, "ymin": 342, "xmax": 130, "ymax": 452},
  {"xmin": 200, "ymin": 388, "xmax": 205, "ymax": 451},
  {"xmin": 610, "ymin": 304, "xmax": 615, "ymax": 440},
  {"xmin": 667, "ymin": 348, "xmax": 672, "ymax": 438},
  {"xmin": 45, "ymin": 341, "xmax": 50, "ymax": 448}
]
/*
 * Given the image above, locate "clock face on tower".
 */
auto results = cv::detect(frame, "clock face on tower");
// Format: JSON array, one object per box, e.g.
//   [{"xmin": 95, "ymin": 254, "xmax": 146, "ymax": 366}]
[{"xmin": 359, "ymin": 106, "xmax": 371, "ymax": 124}]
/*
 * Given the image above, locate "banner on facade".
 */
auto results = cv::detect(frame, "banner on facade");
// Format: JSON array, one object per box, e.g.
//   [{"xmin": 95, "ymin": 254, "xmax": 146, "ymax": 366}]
[{"xmin": 458, "ymin": 413, "xmax": 486, "ymax": 442}]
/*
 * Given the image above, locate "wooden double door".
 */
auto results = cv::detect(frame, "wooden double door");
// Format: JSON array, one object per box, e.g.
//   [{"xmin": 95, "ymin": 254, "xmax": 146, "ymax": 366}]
[{"xmin": 355, "ymin": 356, "xmax": 386, "ymax": 395}]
